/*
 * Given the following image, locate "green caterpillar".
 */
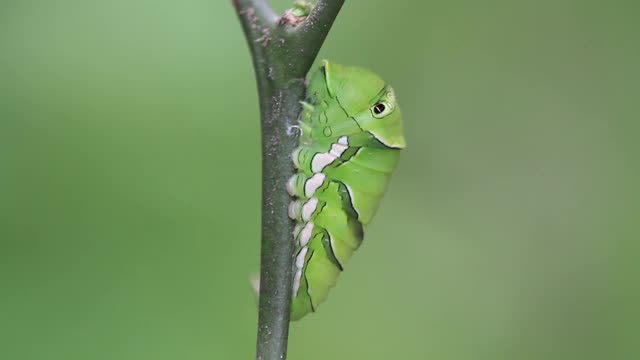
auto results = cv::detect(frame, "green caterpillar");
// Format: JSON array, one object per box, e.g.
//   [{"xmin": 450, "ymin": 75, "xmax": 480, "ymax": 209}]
[{"xmin": 288, "ymin": 61, "xmax": 406, "ymax": 320}]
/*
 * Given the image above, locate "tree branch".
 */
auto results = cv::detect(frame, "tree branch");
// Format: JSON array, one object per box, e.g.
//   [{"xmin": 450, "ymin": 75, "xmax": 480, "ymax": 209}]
[
  {"xmin": 233, "ymin": 0, "xmax": 278, "ymax": 117},
  {"xmin": 287, "ymin": 0, "xmax": 345, "ymax": 74},
  {"xmin": 233, "ymin": 1, "xmax": 345, "ymax": 360}
]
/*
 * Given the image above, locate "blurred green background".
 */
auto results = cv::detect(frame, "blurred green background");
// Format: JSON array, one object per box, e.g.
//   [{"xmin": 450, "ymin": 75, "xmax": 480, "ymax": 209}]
[{"xmin": 1, "ymin": 0, "xmax": 638, "ymax": 359}]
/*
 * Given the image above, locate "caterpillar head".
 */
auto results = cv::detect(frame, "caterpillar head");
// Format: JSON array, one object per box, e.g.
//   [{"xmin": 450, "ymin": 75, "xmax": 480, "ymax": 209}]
[{"xmin": 315, "ymin": 60, "xmax": 406, "ymax": 149}]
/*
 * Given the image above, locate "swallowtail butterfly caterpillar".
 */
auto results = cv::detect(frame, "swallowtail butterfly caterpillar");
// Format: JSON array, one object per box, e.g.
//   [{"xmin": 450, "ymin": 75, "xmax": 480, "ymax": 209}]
[{"xmin": 287, "ymin": 60, "xmax": 406, "ymax": 320}]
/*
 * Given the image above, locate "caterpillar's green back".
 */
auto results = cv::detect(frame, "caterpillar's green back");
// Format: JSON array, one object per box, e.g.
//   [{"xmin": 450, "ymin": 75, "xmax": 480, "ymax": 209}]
[{"xmin": 288, "ymin": 61, "xmax": 406, "ymax": 321}]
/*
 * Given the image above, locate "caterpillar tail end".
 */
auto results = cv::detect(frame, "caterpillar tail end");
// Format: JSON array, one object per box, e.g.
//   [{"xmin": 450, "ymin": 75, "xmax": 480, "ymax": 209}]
[
  {"xmin": 250, "ymin": 273, "xmax": 310, "ymax": 322},
  {"xmin": 290, "ymin": 297, "xmax": 312, "ymax": 321}
]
